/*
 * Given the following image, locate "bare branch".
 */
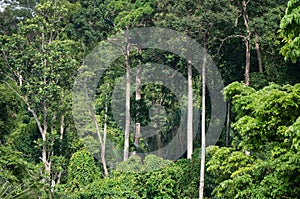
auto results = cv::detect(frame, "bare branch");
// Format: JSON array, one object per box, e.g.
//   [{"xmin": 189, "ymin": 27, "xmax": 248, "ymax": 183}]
[{"xmin": 217, "ymin": 35, "xmax": 245, "ymax": 54}]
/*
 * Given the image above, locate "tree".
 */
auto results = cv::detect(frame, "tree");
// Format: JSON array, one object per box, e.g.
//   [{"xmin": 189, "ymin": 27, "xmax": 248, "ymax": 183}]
[
  {"xmin": 207, "ymin": 82, "xmax": 300, "ymax": 198},
  {"xmin": 280, "ymin": 0, "xmax": 300, "ymax": 63},
  {"xmin": 216, "ymin": 0, "xmax": 286, "ymax": 86},
  {"xmin": 105, "ymin": 0, "xmax": 155, "ymax": 160},
  {"xmin": 0, "ymin": 0, "xmax": 80, "ymax": 195},
  {"xmin": 66, "ymin": 148, "xmax": 100, "ymax": 196}
]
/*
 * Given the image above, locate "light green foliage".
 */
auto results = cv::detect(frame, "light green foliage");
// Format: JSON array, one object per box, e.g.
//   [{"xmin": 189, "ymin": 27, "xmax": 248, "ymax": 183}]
[
  {"xmin": 114, "ymin": 155, "xmax": 181, "ymax": 199},
  {"xmin": 106, "ymin": 0, "xmax": 154, "ymax": 29},
  {"xmin": 66, "ymin": 154, "xmax": 185, "ymax": 198},
  {"xmin": 65, "ymin": 148, "xmax": 101, "ymax": 198},
  {"xmin": 65, "ymin": 153, "xmax": 215, "ymax": 198},
  {"xmin": 1, "ymin": 0, "xmax": 300, "ymax": 198},
  {"xmin": 208, "ymin": 82, "xmax": 300, "ymax": 198},
  {"xmin": 0, "ymin": 1, "xmax": 82, "ymax": 192},
  {"xmin": 0, "ymin": 0, "xmax": 80, "ymax": 110},
  {"xmin": 209, "ymin": 148, "xmax": 300, "ymax": 198},
  {"xmin": 280, "ymin": 0, "xmax": 300, "ymax": 62},
  {"xmin": 224, "ymin": 82, "xmax": 300, "ymax": 151}
]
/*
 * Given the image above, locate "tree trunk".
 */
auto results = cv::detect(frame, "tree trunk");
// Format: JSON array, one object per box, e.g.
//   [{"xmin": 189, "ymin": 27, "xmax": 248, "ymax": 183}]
[
  {"xmin": 59, "ymin": 114, "xmax": 64, "ymax": 153},
  {"xmin": 124, "ymin": 27, "xmax": 131, "ymax": 161},
  {"xmin": 27, "ymin": 104, "xmax": 50, "ymax": 182},
  {"xmin": 199, "ymin": 44, "xmax": 207, "ymax": 199},
  {"xmin": 134, "ymin": 65, "xmax": 141, "ymax": 147},
  {"xmin": 187, "ymin": 60, "xmax": 193, "ymax": 159},
  {"xmin": 244, "ymin": 39, "xmax": 251, "ymax": 86},
  {"xmin": 83, "ymin": 81, "xmax": 109, "ymax": 176},
  {"xmin": 156, "ymin": 133, "xmax": 162, "ymax": 157},
  {"xmin": 225, "ymin": 101, "xmax": 231, "ymax": 146},
  {"xmin": 103, "ymin": 94, "xmax": 108, "ymax": 176},
  {"xmin": 242, "ymin": 0, "xmax": 251, "ymax": 86},
  {"xmin": 254, "ymin": 32, "xmax": 263, "ymax": 73}
]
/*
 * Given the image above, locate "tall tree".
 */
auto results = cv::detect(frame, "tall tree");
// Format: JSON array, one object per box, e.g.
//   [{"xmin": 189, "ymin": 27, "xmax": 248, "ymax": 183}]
[
  {"xmin": 105, "ymin": 0, "xmax": 154, "ymax": 160},
  {"xmin": 0, "ymin": 0, "xmax": 80, "ymax": 195}
]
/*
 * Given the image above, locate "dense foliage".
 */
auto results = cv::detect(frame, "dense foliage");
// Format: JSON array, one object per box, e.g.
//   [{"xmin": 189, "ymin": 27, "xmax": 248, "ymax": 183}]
[{"xmin": 0, "ymin": 0, "xmax": 299, "ymax": 198}]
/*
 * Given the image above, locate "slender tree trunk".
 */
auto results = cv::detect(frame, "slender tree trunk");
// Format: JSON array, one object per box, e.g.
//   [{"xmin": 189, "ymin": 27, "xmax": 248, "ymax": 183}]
[
  {"xmin": 244, "ymin": 39, "xmax": 251, "ymax": 86},
  {"xmin": 225, "ymin": 101, "xmax": 231, "ymax": 147},
  {"xmin": 242, "ymin": 0, "xmax": 251, "ymax": 86},
  {"xmin": 134, "ymin": 66, "xmax": 141, "ymax": 147},
  {"xmin": 59, "ymin": 114, "xmax": 65, "ymax": 151},
  {"xmin": 103, "ymin": 94, "xmax": 108, "ymax": 176},
  {"xmin": 56, "ymin": 114, "xmax": 64, "ymax": 185},
  {"xmin": 187, "ymin": 60, "xmax": 193, "ymax": 159},
  {"xmin": 27, "ymin": 104, "xmax": 50, "ymax": 176},
  {"xmin": 124, "ymin": 27, "xmax": 131, "ymax": 161},
  {"xmin": 254, "ymin": 32, "xmax": 263, "ymax": 73},
  {"xmin": 199, "ymin": 44, "xmax": 207, "ymax": 199},
  {"xmin": 42, "ymin": 101, "xmax": 51, "ymax": 174},
  {"xmin": 156, "ymin": 132, "xmax": 162, "ymax": 157},
  {"xmin": 83, "ymin": 81, "xmax": 109, "ymax": 176}
]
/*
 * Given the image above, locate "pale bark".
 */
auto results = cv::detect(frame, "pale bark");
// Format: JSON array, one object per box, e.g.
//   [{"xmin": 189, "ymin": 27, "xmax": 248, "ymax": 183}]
[
  {"xmin": 134, "ymin": 65, "xmax": 141, "ymax": 146},
  {"xmin": 27, "ymin": 101, "xmax": 50, "ymax": 176},
  {"xmin": 199, "ymin": 45, "xmax": 207, "ymax": 199},
  {"xmin": 59, "ymin": 114, "xmax": 65, "ymax": 152},
  {"xmin": 56, "ymin": 114, "xmax": 65, "ymax": 185},
  {"xmin": 103, "ymin": 94, "xmax": 108, "ymax": 165},
  {"xmin": 187, "ymin": 60, "xmax": 193, "ymax": 159},
  {"xmin": 254, "ymin": 32, "xmax": 263, "ymax": 73},
  {"xmin": 242, "ymin": 0, "xmax": 251, "ymax": 86},
  {"xmin": 244, "ymin": 39, "xmax": 251, "ymax": 86},
  {"xmin": 225, "ymin": 101, "xmax": 231, "ymax": 146},
  {"xmin": 83, "ymin": 81, "xmax": 109, "ymax": 176},
  {"xmin": 156, "ymin": 133, "xmax": 162, "ymax": 157},
  {"xmin": 124, "ymin": 28, "xmax": 131, "ymax": 161}
]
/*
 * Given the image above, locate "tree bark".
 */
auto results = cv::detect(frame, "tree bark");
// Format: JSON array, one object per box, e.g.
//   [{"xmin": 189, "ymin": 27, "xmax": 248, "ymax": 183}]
[
  {"xmin": 199, "ymin": 44, "xmax": 207, "ymax": 199},
  {"xmin": 134, "ymin": 65, "xmax": 141, "ymax": 146},
  {"xmin": 244, "ymin": 39, "xmax": 251, "ymax": 86},
  {"xmin": 124, "ymin": 27, "xmax": 131, "ymax": 161},
  {"xmin": 59, "ymin": 114, "xmax": 64, "ymax": 153},
  {"xmin": 156, "ymin": 133, "xmax": 162, "ymax": 157},
  {"xmin": 187, "ymin": 60, "xmax": 193, "ymax": 159},
  {"xmin": 225, "ymin": 101, "xmax": 231, "ymax": 147},
  {"xmin": 242, "ymin": 0, "xmax": 251, "ymax": 86},
  {"xmin": 83, "ymin": 81, "xmax": 109, "ymax": 176},
  {"xmin": 103, "ymin": 94, "xmax": 108, "ymax": 176},
  {"xmin": 254, "ymin": 32, "xmax": 263, "ymax": 73}
]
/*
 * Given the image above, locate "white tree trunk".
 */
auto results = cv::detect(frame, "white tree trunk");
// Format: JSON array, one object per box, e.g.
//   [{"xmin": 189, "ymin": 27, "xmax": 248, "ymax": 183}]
[
  {"xmin": 254, "ymin": 32, "xmax": 263, "ymax": 73},
  {"xmin": 187, "ymin": 60, "xmax": 193, "ymax": 159},
  {"xmin": 124, "ymin": 28, "xmax": 131, "ymax": 161},
  {"xmin": 199, "ymin": 45, "xmax": 207, "ymax": 199},
  {"xmin": 134, "ymin": 65, "xmax": 141, "ymax": 147},
  {"xmin": 242, "ymin": 0, "xmax": 251, "ymax": 86},
  {"xmin": 83, "ymin": 81, "xmax": 109, "ymax": 176}
]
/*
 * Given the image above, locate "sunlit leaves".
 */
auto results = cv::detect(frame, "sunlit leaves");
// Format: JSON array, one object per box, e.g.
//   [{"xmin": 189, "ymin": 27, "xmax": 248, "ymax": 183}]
[
  {"xmin": 280, "ymin": 0, "xmax": 300, "ymax": 63},
  {"xmin": 210, "ymin": 82, "xmax": 300, "ymax": 198}
]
